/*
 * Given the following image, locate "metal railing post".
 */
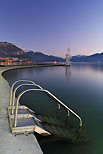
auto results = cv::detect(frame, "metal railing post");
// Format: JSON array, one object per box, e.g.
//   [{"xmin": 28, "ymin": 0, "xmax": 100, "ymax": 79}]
[
  {"xmin": 9, "ymin": 80, "xmax": 35, "ymax": 110},
  {"xmin": 14, "ymin": 88, "xmax": 82, "ymax": 131},
  {"xmin": 11, "ymin": 83, "xmax": 43, "ymax": 115}
]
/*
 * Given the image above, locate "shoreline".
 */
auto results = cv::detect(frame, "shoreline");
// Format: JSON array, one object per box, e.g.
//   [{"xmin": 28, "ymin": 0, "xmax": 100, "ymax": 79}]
[
  {"xmin": 2, "ymin": 64, "xmax": 67, "ymax": 75},
  {"xmin": 0, "ymin": 65, "xmax": 45, "ymax": 154},
  {"xmin": 0, "ymin": 64, "xmax": 67, "ymax": 153}
]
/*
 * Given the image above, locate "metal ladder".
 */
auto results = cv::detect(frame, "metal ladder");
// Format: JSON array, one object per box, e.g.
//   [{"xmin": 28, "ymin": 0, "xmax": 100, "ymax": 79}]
[
  {"xmin": 8, "ymin": 80, "xmax": 82, "ymax": 141},
  {"xmin": 8, "ymin": 80, "xmax": 50, "ymax": 135}
]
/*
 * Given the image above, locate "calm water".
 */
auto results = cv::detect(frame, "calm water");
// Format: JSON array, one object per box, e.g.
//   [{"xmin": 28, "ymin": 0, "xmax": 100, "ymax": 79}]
[{"xmin": 3, "ymin": 63, "xmax": 103, "ymax": 154}]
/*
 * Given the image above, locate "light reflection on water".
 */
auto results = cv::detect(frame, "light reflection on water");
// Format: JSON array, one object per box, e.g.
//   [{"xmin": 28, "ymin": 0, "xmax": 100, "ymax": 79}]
[{"xmin": 3, "ymin": 62, "xmax": 103, "ymax": 154}]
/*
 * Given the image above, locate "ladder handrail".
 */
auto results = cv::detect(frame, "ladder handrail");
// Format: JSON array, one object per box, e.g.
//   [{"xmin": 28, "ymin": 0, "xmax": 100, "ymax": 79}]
[
  {"xmin": 14, "ymin": 88, "xmax": 82, "ymax": 132},
  {"xmin": 9, "ymin": 80, "xmax": 35, "ymax": 106},
  {"xmin": 11, "ymin": 83, "xmax": 43, "ymax": 115}
]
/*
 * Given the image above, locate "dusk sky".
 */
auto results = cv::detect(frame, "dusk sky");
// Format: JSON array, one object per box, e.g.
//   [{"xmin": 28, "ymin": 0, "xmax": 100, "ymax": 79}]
[{"xmin": 0, "ymin": 0, "xmax": 103, "ymax": 58}]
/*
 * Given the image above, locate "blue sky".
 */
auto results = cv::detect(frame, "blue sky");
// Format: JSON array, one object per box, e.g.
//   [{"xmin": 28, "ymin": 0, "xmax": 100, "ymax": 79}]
[{"xmin": 0, "ymin": 0, "xmax": 103, "ymax": 58}]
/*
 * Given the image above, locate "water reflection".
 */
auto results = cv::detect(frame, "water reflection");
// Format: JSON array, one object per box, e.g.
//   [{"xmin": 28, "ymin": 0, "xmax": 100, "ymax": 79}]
[
  {"xmin": 65, "ymin": 66, "xmax": 71, "ymax": 82},
  {"xmin": 71, "ymin": 62, "xmax": 103, "ymax": 72},
  {"xmin": 2, "ymin": 63, "xmax": 103, "ymax": 154}
]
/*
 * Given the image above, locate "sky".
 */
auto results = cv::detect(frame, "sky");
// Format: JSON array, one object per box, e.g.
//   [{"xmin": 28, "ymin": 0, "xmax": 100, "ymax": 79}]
[{"xmin": 0, "ymin": 0, "xmax": 103, "ymax": 58}]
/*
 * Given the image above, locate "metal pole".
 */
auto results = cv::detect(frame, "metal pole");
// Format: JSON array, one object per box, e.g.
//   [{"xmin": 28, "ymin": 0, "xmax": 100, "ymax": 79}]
[{"xmin": 14, "ymin": 88, "xmax": 82, "ymax": 130}]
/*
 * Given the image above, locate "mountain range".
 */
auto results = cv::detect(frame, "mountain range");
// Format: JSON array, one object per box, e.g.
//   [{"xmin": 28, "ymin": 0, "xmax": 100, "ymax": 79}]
[
  {"xmin": 0, "ymin": 42, "xmax": 29, "ymax": 59},
  {"xmin": 26, "ymin": 51, "xmax": 65, "ymax": 62},
  {"xmin": 0, "ymin": 42, "xmax": 103, "ymax": 62},
  {"xmin": 71, "ymin": 53, "xmax": 103, "ymax": 62},
  {"xmin": 0, "ymin": 42, "xmax": 65, "ymax": 62}
]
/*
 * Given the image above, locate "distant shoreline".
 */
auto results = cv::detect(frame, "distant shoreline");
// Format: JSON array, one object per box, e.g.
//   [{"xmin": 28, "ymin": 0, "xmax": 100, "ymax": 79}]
[{"xmin": 1, "ymin": 63, "xmax": 68, "ymax": 76}]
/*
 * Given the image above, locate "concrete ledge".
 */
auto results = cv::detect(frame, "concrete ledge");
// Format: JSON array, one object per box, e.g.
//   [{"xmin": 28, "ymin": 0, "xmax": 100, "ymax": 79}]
[{"xmin": 0, "ymin": 66, "xmax": 43, "ymax": 154}]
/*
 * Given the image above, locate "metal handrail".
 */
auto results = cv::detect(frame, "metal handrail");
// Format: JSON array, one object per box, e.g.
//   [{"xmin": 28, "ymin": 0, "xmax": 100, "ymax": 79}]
[
  {"xmin": 14, "ymin": 88, "xmax": 82, "ymax": 132},
  {"xmin": 54, "ymin": 103, "xmax": 61, "ymax": 119},
  {"xmin": 11, "ymin": 83, "xmax": 43, "ymax": 115},
  {"xmin": 9, "ymin": 80, "xmax": 35, "ymax": 106}
]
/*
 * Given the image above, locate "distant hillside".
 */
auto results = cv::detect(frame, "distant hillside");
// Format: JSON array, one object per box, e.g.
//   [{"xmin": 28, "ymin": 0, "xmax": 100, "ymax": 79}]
[
  {"xmin": 71, "ymin": 53, "xmax": 103, "ymax": 62},
  {"xmin": 0, "ymin": 42, "xmax": 65, "ymax": 62},
  {"xmin": 0, "ymin": 42, "xmax": 30, "ymax": 59},
  {"xmin": 0, "ymin": 42, "xmax": 103, "ymax": 62},
  {"xmin": 26, "ymin": 51, "xmax": 65, "ymax": 62}
]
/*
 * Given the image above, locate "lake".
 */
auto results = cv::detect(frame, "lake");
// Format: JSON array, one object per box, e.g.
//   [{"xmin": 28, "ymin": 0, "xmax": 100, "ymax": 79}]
[{"xmin": 3, "ymin": 62, "xmax": 103, "ymax": 154}]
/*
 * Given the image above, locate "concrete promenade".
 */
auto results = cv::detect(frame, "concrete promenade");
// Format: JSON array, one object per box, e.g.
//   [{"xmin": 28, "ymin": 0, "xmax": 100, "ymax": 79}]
[{"xmin": 0, "ymin": 66, "xmax": 43, "ymax": 154}]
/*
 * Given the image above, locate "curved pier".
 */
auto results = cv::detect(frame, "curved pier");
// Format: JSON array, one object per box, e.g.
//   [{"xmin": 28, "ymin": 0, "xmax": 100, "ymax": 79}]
[{"xmin": 0, "ymin": 66, "xmax": 43, "ymax": 154}]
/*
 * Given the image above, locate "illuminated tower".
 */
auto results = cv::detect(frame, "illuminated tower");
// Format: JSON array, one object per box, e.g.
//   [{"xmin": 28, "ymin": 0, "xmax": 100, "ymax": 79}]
[{"xmin": 66, "ymin": 41, "xmax": 71, "ymax": 66}]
